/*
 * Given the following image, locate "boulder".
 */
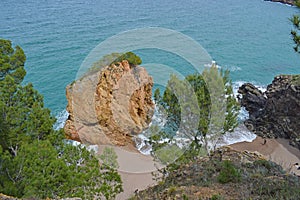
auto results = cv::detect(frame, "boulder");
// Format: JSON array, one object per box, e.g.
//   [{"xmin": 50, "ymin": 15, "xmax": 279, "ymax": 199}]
[{"xmin": 64, "ymin": 60, "xmax": 154, "ymax": 147}]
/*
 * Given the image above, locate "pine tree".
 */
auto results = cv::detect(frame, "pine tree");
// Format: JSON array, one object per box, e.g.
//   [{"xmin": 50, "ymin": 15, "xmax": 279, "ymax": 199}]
[
  {"xmin": 0, "ymin": 39, "xmax": 123, "ymax": 199},
  {"xmin": 291, "ymin": 3, "xmax": 300, "ymax": 52},
  {"xmin": 113, "ymin": 52, "xmax": 142, "ymax": 66},
  {"xmin": 153, "ymin": 64, "xmax": 239, "ymax": 155}
]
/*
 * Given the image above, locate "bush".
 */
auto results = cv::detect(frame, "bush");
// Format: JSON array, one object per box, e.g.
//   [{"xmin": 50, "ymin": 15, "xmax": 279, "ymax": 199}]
[
  {"xmin": 211, "ymin": 194, "xmax": 225, "ymax": 200},
  {"xmin": 114, "ymin": 52, "xmax": 142, "ymax": 66},
  {"xmin": 253, "ymin": 159, "xmax": 272, "ymax": 170},
  {"xmin": 217, "ymin": 160, "xmax": 241, "ymax": 184}
]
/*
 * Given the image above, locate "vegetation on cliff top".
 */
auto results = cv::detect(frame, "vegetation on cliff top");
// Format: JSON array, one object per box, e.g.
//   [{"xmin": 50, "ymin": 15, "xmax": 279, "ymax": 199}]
[
  {"xmin": 291, "ymin": 74, "xmax": 300, "ymax": 85},
  {"xmin": 84, "ymin": 52, "xmax": 142, "ymax": 77},
  {"xmin": 132, "ymin": 147, "xmax": 300, "ymax": 200},
  {"xmin": 0, "ymin": 39, "xmax": 122, "ymax": 200}
]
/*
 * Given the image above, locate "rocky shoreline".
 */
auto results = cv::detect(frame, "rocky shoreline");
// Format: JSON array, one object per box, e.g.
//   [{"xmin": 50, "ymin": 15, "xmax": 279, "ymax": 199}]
[
  {"xmin": 238, "ymin": 75, "xmax": 300, "ymax": 150},
  {"xmin": 264, "ymin": 0, "xmax": 296, "ymax": 6}
]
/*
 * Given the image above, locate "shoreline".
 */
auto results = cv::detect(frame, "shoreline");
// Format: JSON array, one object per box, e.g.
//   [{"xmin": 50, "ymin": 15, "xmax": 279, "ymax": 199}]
[
  {"xmin": 230, "ymin": 136, "xmax": 300, "ymax": 176},
  {"xmin": 264, "ymin": 0, "xmax": 296, "ymax": 6},
  {"xmin": 97, "ymin": 135, "xmax": 300, "ymax": 199},
  {"xmin": 97, "ymin": 145, "xmax": 164, "ymax": 200}
]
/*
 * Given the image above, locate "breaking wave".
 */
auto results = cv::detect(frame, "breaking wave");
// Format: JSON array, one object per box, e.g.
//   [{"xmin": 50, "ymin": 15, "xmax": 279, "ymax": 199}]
[
  {"xmin": 54, "ymin": 81, "xmax": 266, "ymax": 155},
  {"xmin": 136, "ymin": 81, "xmax": 267, "ymax": 155},
  {"xmin": 53, "ymin": 109, "xmax": 69, "ymax": 130}
]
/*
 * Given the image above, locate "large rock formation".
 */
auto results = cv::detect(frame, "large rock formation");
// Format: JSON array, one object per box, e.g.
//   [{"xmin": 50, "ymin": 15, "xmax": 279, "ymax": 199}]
[
  {"xmin": 238, "ymin": 75, "xmax": 300, "ymax": 149},
  {"xmin": 64, "ymin": 60, "xmax": 154, "ymax": 147}
]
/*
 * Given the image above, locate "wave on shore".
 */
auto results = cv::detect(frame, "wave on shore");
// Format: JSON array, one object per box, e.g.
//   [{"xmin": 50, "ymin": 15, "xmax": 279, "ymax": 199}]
[
  {"xmin": 54, "ymin": 81, "xmax": 265, "ymax": 155},
  {"xmin": 53, "ymin": 109, "xmax": 69, "ymax": 130},
  {"xmin": 136, "ymin": 81, "xmax": 264, "ymax": 155}
]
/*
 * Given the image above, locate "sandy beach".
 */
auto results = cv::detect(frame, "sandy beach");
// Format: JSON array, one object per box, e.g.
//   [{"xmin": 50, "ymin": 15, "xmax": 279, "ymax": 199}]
[
  {"xmin": 230, "ymin": 136, "xmax": 300, "ymax": 176},
  {"xmin": 97, "ymin": 145, "xmax": 164, "ymax": 200},
  {"xmin": 96, "ymin": 136, "xmax": 300, "ymax": 199}
]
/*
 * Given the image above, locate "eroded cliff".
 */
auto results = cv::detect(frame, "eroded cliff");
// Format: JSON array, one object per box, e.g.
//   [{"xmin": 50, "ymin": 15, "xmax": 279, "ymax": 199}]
[{"xmin": 64, "ymin": 60, "xmax": 154, "ymax": 147}]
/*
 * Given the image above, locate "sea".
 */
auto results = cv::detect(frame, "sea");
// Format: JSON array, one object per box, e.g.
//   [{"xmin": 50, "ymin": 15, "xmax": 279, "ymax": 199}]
[{"xmin": 1, "ymin": 0, "xmax": 300, "ymax": 151}]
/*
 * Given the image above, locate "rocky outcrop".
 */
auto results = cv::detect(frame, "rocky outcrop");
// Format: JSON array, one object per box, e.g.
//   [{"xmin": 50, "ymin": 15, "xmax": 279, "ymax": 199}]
[
  {"xmin": 135, "ymin": 146, "xmax": 300, "ymax": 199},
  {"xmin": 264, "ymin": 0, "xmax": 296, "ymax": 6},
  {"xmin": 0, "ymin": 194, "xmax": 18, "ymax": 200},
  {"xmin": 64, "ymin": 60, "xmax": 154, "ymax": 147},
  {"xmin": 94, "ymin": 60, "xmax": 154, "ymax": 146},
  {"xmin": 238, "ymin": 75, "xmax": 300, "ymax": 149},
  {"xmin": 64, "ymin": 85, "xmax": 81, "ymax": 142}
]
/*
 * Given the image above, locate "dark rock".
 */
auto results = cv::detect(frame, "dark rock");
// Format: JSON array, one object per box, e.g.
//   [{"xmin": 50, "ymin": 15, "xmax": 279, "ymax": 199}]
[
  {"xmin": 238, "ymin": 83, "xmax": 266, "ymax": 117},
  {"xmin": 238, "ymin": 75, "xmax": 300, "ymax": 150}
]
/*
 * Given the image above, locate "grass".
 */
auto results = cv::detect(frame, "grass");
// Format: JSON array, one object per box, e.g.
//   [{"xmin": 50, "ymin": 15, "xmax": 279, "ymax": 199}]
[
  {"xmin": 217, "ymin": 160, "xmax": 241, "ymax": 184},
  {"xmin": 291, "ymin": 74, "xmax": 300, "ymax": 85}
]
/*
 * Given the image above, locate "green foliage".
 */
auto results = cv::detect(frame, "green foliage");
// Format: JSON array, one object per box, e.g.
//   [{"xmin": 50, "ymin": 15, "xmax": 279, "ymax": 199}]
[
  {"xmin": 99, "ymin": 147, "xmax": 119, "ymax": 169},
  {"xmin": 291, "ymin": 15, "xmax": 300, "ymax": 53},
  {"xmin": 291, "ymin": 3, "xmax": 300, "ymax": 53},
  {"xmin": 211, "ymin": 194, "xmax": 225, "ymax": 200},
  {"xmin": 136, "ymin": 149, "xmax": 300, "ymax": 200},
  {"xmin": 217, "ymin": 160, "xmax": 241, "ymax": 184},
  {"xmin": 83, "ymin": 52, "xmax": 142, "ymax": 78},
  {"xmin": 154, "ymin": 144, "xmax": 184, "ymax": 165},
  {"xmin": 1, "ymin": 141, "xmax": 122, "ymax": 199},
  {"xmin": 0, "ymin": 40, "xmax": 57, "ymax": 156},
  {"xmin": 113, "ymin": 52, "xmax": 142, "ymax": 66},
  {"xmin": 167, "ymin": 186, "xmax": 177, "ymax": 195},
  {"xmin": 0, "ymin": 39, "xmax": 123, "ymax": 199},
  {"xmin": 88, "ymin": 52, "xmax": 122, "ymax": 75},
  {"xmin": 0, "ymin": 39, "xmax": 26, "ymax": 84},
  {"xmin": 291, "ymin": 74, "xmax": 300, "ymax": 85},
  {"xmin": 153, "ymin": 65, "xmax": 239, "ymax": 157},
  {"xmin": 182, "ymin": 193, "xmax": 189, "ymax": 200},
  {"xmin": 154, "ymin": 87, "xmax": 162, "ymax": 103},
  {"xmin": 253, "ymin": 159, "xmax": 272, "ymax": 171}
]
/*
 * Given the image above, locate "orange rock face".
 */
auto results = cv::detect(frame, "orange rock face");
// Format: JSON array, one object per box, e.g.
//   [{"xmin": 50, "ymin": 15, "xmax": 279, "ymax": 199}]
[
  {"xmin": 64, "ymin": 60, "xmax": 154, "ymax": 147},
  {"xmin": 95, "ymin": 60, "xmax": 154, "ymax": 146},
  {"xmin": 64, "ymin": 84, "xmax": 81, "ymax": 142}
]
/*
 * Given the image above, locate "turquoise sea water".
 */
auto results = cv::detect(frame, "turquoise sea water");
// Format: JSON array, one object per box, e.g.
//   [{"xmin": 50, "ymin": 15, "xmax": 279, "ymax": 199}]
[{"xmin": 1, "ymin": 0, "xmax": 300, "ymax": 117}]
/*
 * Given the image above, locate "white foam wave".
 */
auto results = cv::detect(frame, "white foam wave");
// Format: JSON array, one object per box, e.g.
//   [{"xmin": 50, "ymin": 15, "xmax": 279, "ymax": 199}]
[
  {"xmin": 232, "ymin": 81, "xmax": 266, "ymax": 121},
  {"xmin": 223, "ymin": 65, "xmax": 242, "ymax": 72},
  {"xmin": 137, "ymin": 124, "xmax": 256, "ymax": 156},
  {"xmin": 216, "ymin": 124, "xmax": 256, "ymax": 148},
  {"xmin": 204, "ymin": 62, "xmax": 241, "ymax": 72},
  {"xmin": 135, "ymin": 134, "xmax": 152, "ymax": 155},
  {"xmin": 233, "ymin": 81, "xmax": 266, "ymax": 95},
  {"xmin": 64, "ymin": 139, "xmax": 99, "ymax": 154},
  {"xmin": 53, "ymin": 109, "xmax": 69, "ymax": 130},
  {"xmin": 136, "ymin": 81, "xmax": 264, "ymax": 155}
]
